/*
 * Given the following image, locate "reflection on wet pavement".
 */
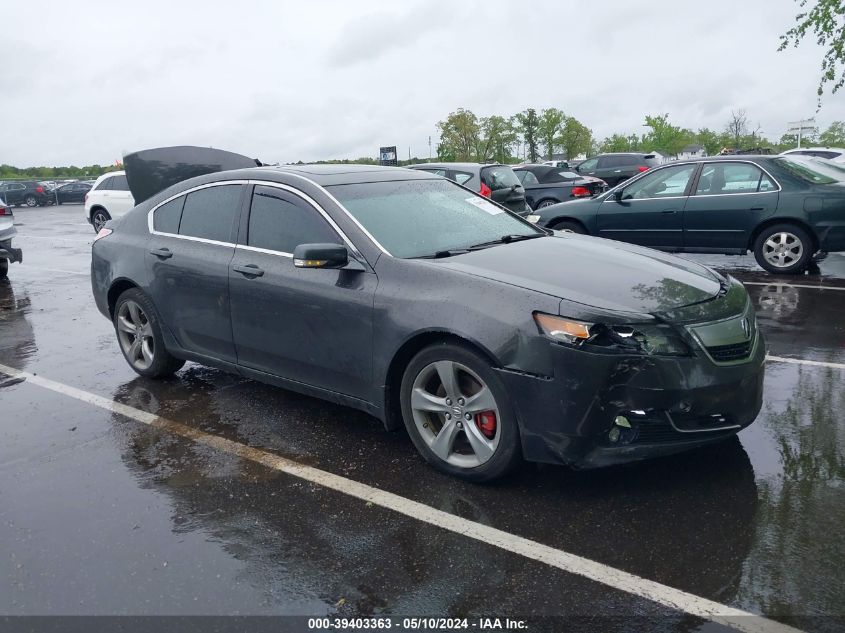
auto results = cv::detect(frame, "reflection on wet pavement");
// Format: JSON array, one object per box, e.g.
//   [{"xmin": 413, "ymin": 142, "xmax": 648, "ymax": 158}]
[{"xmin": 0, "ymin": 207, "xmax": 843, "ymax": 630}]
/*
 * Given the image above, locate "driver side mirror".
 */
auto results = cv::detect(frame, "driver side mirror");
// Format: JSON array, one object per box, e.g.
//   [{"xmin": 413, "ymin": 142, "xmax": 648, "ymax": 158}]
[
  {"xmin": 293, "ymin": 243, "xmax": 349, "ymax": 269},
  {"xmin": 613, "ymin": 189, "xmax": 624, "ymax": 201}
]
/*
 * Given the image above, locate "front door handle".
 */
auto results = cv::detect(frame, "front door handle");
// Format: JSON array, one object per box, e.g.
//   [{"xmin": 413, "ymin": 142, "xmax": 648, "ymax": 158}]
[
  {"xmin": 149, "ymin": 247, "xmax": 173, "ymax": 259},
  {"xmin": 749, "ymin": 206, "xmax": 765, "ymax": 211},
  {"xmin": 233, "ymin": 263, "xmax": 265, "ymax": 277},
  {"xmin": 661, "ymin": 209, "xmax": 677, "ymax": 214}
]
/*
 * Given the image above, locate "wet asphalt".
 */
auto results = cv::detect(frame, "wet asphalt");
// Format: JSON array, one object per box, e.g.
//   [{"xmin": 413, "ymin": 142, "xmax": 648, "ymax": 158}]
[{"xmin": 0, "ymin": 205, "xmax": 844, "ymax": 632}]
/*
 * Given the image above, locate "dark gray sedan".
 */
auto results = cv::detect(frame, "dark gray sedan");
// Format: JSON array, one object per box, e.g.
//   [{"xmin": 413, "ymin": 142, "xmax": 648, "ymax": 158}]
[{"xmin": 91, "ymin": 147, "xmax": 765, "ymax": 481}]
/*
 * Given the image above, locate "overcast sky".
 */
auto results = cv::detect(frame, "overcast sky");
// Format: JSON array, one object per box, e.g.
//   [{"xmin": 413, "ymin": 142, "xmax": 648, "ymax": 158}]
[{"xmin": 2, "ymin": 0, "xmax": 842, "ymax": 166}]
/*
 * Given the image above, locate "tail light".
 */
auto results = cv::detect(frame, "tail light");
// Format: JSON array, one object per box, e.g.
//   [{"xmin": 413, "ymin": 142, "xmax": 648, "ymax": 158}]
[
  {"xmin": 637, "ymin": 166, "xmax": 649, "ymax": 172},
  {"xmin": 36, "ymin": 186, "xmax": 44, "ymax": 193},
  {"xmin": 93, "ymin": 227, "xmax": 113, "ymax": 242},
  {"xmin": 0, "ymin": 206, "xmax": 11, "ymax": 216},
  {"xmin": 571, "ymin": 186, "xmax": 591, "ymax": 198},
  {"xmin": 480, "ymin": 182, "xmax": 492, "ymax": 198}
]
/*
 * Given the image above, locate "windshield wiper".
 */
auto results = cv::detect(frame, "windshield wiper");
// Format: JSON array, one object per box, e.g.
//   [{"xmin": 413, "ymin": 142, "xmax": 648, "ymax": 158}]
[
  {"xmin": 468, "ymin": 233, "xmax": 546, "ymax": 250},
  {"xmin": 414, "ymin": 249, "xmax": 471, "ymax": 259}
]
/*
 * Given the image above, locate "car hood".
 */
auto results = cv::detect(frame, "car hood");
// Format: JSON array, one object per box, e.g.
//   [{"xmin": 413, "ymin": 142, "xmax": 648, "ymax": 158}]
[{"xmin": 435, "ymin": 233, "xmax": 722, "ymax": 315}]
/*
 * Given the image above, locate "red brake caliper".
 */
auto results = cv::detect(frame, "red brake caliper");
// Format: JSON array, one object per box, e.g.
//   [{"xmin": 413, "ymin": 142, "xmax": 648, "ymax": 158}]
[{"xmin": 474, "ymin": 411, "xmax": 497, "ymax": 439}]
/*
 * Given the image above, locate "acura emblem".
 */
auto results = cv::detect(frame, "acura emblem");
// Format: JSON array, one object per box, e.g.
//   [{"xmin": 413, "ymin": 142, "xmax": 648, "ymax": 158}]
[{"xmin": 741, "ymin": 318, "xmax": 751, "ymax": 339}]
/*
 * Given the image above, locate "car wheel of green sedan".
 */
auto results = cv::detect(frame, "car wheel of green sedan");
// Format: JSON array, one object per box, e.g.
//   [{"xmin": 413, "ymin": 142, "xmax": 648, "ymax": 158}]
[
  {"xmin": 753, "ymin": 223, "xmax": 813, "ymax": 274},
  {"xmin": 551, "ymin": 220, "xmax": 586, "ymax": 234}
]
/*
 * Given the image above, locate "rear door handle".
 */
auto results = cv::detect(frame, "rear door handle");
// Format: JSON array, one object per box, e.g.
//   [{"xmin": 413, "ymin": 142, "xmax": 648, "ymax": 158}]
[
  {"xmin": 749, "ymin": 206, "xmax": 765, "ymax": 211},
  {"xmin": 661, "ymin": 209, "xmax": 677, "ymax": 214},
  {"xmin": 149, "ymin": 247, "xmax": 173, "ymax": 259},
  {"xmin": 233, "ymin": 263, "xmax": 264, "ymax": 277}
]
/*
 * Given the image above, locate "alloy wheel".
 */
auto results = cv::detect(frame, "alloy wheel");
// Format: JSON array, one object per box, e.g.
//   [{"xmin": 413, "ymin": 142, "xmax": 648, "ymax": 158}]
[
  {"xmin": 116, "ymin": 300, "xmax": 155, "ymax": 371},
  {"xmin": 93, "ymin": 211, "xmax": 108, "ymax": 232},
  {"xmin": 25, "ymin": 196, "xmax": 37, "ymax": 207},
  {"xmin": 410, "ymin": 360, "xmax": 500, "ymax": 468},
  {"xmin": 762, "ymin": 232, "xmax": 803, "ymax": 269}
]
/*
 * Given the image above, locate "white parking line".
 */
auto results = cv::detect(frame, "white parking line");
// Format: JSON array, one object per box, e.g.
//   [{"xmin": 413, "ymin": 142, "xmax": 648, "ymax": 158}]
[
  {"xmin": 0, "ymin": 361, "xmax": 801, "ymax": 633},
  {"xmin": 766, "ymin": 355, "xmax": 845, "ymax": 370},
  {"xmin": 742, "ymin": 281, "xmax": 845, "ymax": 292},
  {"xmin": 19, "ymin": 234, "xmax": 91, "ymax": 243},
  {"xmin": 16, "ymin": 265, "xmax": 89, "ymax": 276}
]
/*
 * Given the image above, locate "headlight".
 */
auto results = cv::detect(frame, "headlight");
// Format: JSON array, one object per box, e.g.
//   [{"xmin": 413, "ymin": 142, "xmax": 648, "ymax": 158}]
[{"xmin": 533, "ymin": 313, "xmax": 690, "ymax": 356}]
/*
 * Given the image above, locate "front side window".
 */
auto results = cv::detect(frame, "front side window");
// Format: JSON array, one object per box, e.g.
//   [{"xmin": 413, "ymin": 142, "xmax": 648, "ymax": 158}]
[
  {"xmin": 178, "ymin": 185, "xmax": 242, "ymax": 242},
  {"xmin": 327, "ymin": 179, "xmax": 541, "ymax": 259},
  {"xmin": 247, "ymin": 186, "xmax": 339, "ymax": 253},
  {"xmin": 153, "ymin": 196, "xmax": 185, "ymax": 234},
  {"xmin": 619, "ymin": 164, "xmax": 696, "ymax": 200},
  {"xmin": 696, "ymin": 163, "xmax": 769, "ymax": 195}
]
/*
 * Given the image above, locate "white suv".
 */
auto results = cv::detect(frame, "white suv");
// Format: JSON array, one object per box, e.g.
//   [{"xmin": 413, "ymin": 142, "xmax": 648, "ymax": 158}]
[{"xmin": 85, "ymin": 171, "xmax": 135, "ymax": 232}]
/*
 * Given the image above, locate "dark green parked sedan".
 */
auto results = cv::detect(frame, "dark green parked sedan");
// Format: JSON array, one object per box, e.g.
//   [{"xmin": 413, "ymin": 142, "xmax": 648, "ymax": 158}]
[{"xmin": 533, "ymin": 155, "xmax": 845, "ymax": 274}]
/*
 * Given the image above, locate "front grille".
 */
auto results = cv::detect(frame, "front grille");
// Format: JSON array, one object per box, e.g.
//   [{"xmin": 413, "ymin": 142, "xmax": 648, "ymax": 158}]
[{"xmin": 706, "ymin": 340, "xmax": 752, "ymax": 362}]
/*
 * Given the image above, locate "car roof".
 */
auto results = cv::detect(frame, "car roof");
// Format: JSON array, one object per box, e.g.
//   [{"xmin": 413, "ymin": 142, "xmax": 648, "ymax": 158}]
[
  {"xmin": 255, "ymin": 164, "xmax": 439, "ymax": 186},
  {"xmin": 408, "ymin": 162, "xmax": 505, "ymax": 171}
]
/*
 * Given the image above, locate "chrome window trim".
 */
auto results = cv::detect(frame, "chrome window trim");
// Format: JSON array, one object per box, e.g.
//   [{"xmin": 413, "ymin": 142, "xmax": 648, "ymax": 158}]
[
  {"xmin": 146, "ymin": 179, "xmax": 249, "ymax": 245},
  {"xmin": 236, "ymin": 244, "xmax": 292, "ymax": 258},
  {"xmin": 691, "ymin": 160, "xmax": 782, "ymax": 196}
]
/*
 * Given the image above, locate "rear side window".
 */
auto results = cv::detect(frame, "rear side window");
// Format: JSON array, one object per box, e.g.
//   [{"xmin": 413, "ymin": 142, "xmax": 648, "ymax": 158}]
[
  {"xmin": 153, "ymin": 196, "xmax": 185, "ymax": 234},
  {"xmin": 453, "ymin": 171, "xmax": 473, "ymax": 185},
  {"xmin": 109, "ymin": 175, "xmax": 129, "ymax": 191},
  {"xmin": 94, "ymin": 177, "xmax": 113, "ymax": 191},
  {"xmin": 247, "ymin": 186, "xmax": 339, "ymax": 253},
  {"xmin": 178, "ymin": 185, "xmax": 242, "ymax": 242},
  {"xmin": 695, "ymin": 163, "xmax": 771, "ymax": 195},
  {"xmin": 480, "ymin": 166, "xmax": 520, "ymax": 191},
  {"xmin": 517, "ymin": 171, "xmax": 540, "ymax": 185}
]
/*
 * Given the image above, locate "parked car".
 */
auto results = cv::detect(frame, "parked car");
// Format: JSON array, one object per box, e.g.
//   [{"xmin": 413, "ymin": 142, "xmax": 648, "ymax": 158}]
[
  {"xmin": 0, "ymin": 181, "xmax": 51, "ymax": 207},
  {"xmin": 55, "ymin": 181, "xmax": 92, "ymax": 204},
  {"xmin": 533, "ymin": 155, "xmax": 845, "ymax": 274},
  {"xmin": 0, "ymin": 198, "xmax": 23, "ymax": 278},
  {"xmin": 407, "ymin": 162, "xmax": 531, "ymax": 216},
  {"xmin": 84, "ymin": 171, "xmax": 135, "ymax": 232},
  {"xmin": 574, "ymin": 153, "xmax": 661, "ymax": 187},
  {"xmin": 780, "ymin": 147, "xmax": 845, "ymax": 163},
  {"xmin": 91, "ymin": 145, "xmax": 764, "ymax": 481},
  {"xmin": 541, "ymin": 160, "xmax": 570, "ymax": 169},
  {"xmin": 513, "ymin": 164, "xmax": 607, "ymax": 210}
]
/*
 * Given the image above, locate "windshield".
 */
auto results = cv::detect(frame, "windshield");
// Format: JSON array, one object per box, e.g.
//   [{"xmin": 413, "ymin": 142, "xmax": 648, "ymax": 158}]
[
  {"xmin": 774, "ymin": 156, "xmax": 845, "ymax": 185},
  {"xmin": 327, "ymin": 179, "xmax": 542, "ymax": 258}
]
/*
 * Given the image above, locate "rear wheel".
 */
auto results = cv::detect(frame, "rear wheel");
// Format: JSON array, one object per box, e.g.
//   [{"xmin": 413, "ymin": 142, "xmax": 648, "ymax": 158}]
[
  {"xmin": 536, "ymin": 199, "xmax": 560, "ymax": 209},
  {"xmin": 24, "ymin": 195, "xmax": 37, "ymax": 207},
  {"xmin": 550, "ymin": 220, "xmax": 586, "ymax": 234},
  {"xmin": 0, "ymin": 259, "xmax": 8, "ymax": 278},
  {"xmin": 114, "ymin": 288, "xmax": 185, "ymax": 378},
  {"xmin": 400, "ymin": 343, "xmax": 521, "ymax": 482},
  {"xmin": 753, "ymin": 223, "xmax": 813, "ymax": 274},
  {"xmin": 91, "ymin": 209, "xmax": 110, "ymax": 233}
]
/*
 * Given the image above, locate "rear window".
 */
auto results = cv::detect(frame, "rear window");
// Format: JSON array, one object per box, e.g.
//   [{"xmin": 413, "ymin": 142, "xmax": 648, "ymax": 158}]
[
  {"xmin": 178, "ymin": 185, "xmax": 242, "ymax": 242},
  {"xmin": 789, "ymin": 150, "xmax": 841, "ymax": 160},
  {"xmin": 480, "ymin": 166, "xmax": 520, "ymax": 191},
  {"xmin": 774, "ymin": 156, "xmax": 845, "ymax": 185}
]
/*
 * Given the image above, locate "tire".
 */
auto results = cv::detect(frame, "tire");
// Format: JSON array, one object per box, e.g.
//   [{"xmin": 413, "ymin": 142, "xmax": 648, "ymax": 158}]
[
  {"xmin": 550, "ymin": 220, "xmax": 586, "ymax": 234},
  {"xmin": 753, "ymin": 223, "xmax": 814, "ymax": 274},
  {"xmin": 24, "ymin": 195, "xmax": 37, "ymax": 207},
  {"xmin": 399, "ymin": 342, "xmax": 522, "ymax": 482},
  {"xmin": 536, "ymin": 199, "xmax": 559, "ymax": 209},
  {"xmin": 0, "ymin": 259, "xmax": 7, "ymax": 279},
  {"xmin": 113, "ymin": 288, "xmax": 185, "ymax": 378},
  {"xmin": 91, "ymin": 208, "xmax": 110, "ymax": 233}
]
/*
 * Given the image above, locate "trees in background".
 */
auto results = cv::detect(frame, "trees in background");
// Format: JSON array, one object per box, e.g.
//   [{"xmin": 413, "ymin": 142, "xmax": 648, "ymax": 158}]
[{"xmin": 779, "ymin": 0, "xmax": 845, "ymax": 107}]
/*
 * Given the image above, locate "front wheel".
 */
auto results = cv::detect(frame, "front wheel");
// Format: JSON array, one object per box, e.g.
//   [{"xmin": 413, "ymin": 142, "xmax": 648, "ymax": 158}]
[
  {"xmin": 550, "ymin": 220, "xmax": 586, "ymax": 234},
  {"xmin": 114, "ymin": 288, "xmax": 185, "ymax": 378},
  {"xmin": 753, "ymin": 224, "xmax": 813, "ymax": 274},
  {"xmin": 91, "ymin": 209, "xmax": 110, "ymax": 233},
  {"xmin": 400, "ymin": 343, "xmax": 522, "ymax": 482}
]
